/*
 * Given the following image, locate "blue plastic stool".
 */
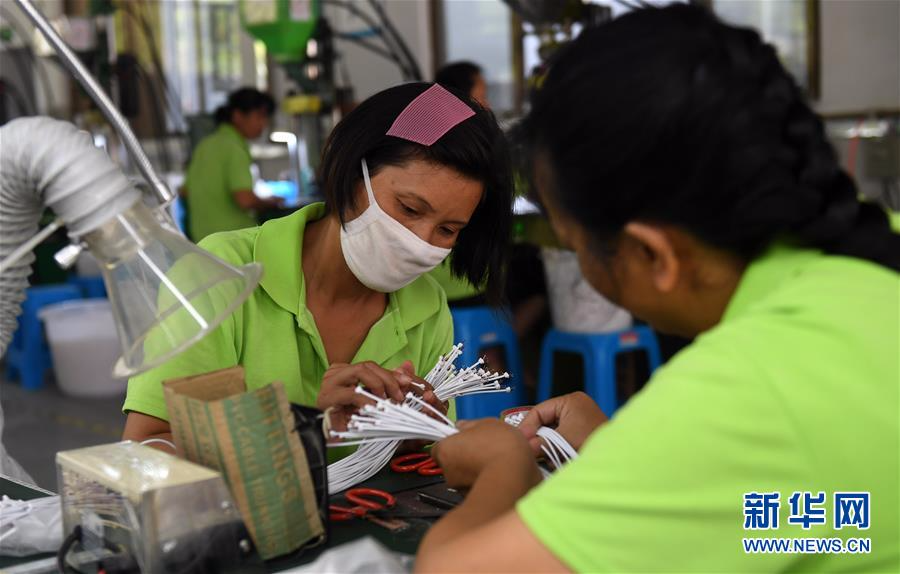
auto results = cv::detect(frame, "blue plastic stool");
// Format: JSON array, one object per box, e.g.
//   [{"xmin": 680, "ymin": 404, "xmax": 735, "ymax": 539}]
[
  {"xmin": 537, "ymin": 326, "xmax": 662, "ymax": 417},
  {"xmin": 4, "ymin": 284, "xmax": 83, "ymax": 390},
  {"xmin": 67, "ymin": 275, "xmax": 107, "ymax": 298},
  {"xmin": 451, "ymin": 307, "xmax": 526, "ymax": 419}
]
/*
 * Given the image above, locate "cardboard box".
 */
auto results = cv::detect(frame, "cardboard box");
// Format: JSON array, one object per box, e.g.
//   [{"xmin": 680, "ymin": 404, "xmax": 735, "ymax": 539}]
[{"xmin": 163, "ymin": 366, "xmax": 324, "ymax": 559}]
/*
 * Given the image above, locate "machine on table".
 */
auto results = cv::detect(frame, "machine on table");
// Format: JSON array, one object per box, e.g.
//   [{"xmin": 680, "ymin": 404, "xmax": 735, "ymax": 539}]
[{"xmin": 0, "ymin": 466, "xmax": 451, "ymax": 574}]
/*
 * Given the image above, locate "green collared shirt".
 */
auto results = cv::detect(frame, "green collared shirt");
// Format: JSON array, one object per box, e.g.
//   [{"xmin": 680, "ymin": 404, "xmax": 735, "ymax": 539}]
[
  {"xmin": 889, "ymin": 209, "xmax": 900, "ymax": 233},
  {"xmin": 518, "ymin": 244, "xmax": 899, "ymax": 572},
  {"xmin": 124, "ymin": 203, "xmax": 455, "ymax": 426},
  {"xmin": 427, "ymin": 259, "xmax": 484, "ymax": 302},
  {"xmin": 186, "ymin": 123, "xmax": 258, "ymax": 241}
]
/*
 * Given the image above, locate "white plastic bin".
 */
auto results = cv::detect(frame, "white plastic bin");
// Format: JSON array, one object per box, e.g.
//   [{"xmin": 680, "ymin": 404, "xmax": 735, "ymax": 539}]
[
  {"xmin": 542, "ymin": 247, "xmax": 632, "ymax": 334},
  {"xmin": 39, "ymin": 299, "xmax": 125, "ymax": 398}
]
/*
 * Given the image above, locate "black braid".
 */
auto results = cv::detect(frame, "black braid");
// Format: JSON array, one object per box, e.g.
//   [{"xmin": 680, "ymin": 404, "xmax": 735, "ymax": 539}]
[
  {"xmin": 754, "ymin": 36, "xmax": 900, "ymax": 269},
  {"xmin": 522, "ymin": 4, "xmax": 900, "ymax": 272}
]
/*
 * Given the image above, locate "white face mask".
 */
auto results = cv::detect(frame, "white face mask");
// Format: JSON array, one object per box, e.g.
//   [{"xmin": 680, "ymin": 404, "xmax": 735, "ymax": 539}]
[{"xmin": 340, "ymin": 159, "xmax": 451, "ymax": 293}]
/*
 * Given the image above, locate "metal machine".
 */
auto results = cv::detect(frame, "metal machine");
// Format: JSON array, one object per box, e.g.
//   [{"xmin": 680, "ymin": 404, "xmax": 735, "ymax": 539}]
[
  {"xmin": 236, "ymin": 0, "xmax": 424, "ymax": 193},
  {"xmin": 56, "ymin": 443, "xmax": 263, "ymax": 573}
]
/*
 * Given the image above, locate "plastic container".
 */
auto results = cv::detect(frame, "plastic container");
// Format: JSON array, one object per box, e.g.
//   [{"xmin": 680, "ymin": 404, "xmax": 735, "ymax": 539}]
[
  {"xmin": 39, "ymin": 299, "xmax": 125, "ymax": 398},
  {"xmin": 541, "ymin": 247, "xmax": 632, "ymax": 334}
]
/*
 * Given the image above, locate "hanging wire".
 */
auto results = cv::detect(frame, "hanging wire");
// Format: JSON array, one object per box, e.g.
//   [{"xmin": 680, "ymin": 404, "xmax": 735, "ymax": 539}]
[
  {"xmin": 323, "ymin": 0, "xmax": 416, "ymax": 80},
  {"xmin": 134, "ymin": 61, "xmax": 173, "ymax": 173},
  {"xmin": 116, "ymin": 0, "xmax": 186, "ymax": 131},
  {"xmin": 366, "ymin": 0, "xmax": 422, "ymax": 80},
  {"xmin": 116, "ymin": 0, "xmax": 190, "ymax": 166},
  {"xmin": 0, "ymin": 6, "xmax": 55, "ymax": 114},
  {"xmin": 0, "ymin": 77, "xmax": 33, "ymax": 118}
]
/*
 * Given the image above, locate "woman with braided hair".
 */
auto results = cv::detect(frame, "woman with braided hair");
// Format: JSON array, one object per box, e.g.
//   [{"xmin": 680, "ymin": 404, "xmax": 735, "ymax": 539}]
[{"xmin": 417, "ymin": 4, "xmax": 898, "ymax": 572}]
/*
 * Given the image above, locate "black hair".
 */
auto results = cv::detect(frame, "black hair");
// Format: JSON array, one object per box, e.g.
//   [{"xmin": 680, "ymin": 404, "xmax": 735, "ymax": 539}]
[
  {"xmin": 520, "ymin": 4, "xmax": 900, "ymax": 272},
  {"xmin": 213, "ymin": 87, "xmax": 276, "ymax": 124},
  {"xmin": 319, "ymin": 82, "xmax": 513, "ymax": 302},
  {"xmin": 435, "ymin": 62, "xmax": 484, "ymax": 98}
]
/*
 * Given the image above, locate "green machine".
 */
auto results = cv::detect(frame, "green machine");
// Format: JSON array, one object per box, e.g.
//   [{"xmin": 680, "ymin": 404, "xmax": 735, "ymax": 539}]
[
  {"xmin": 239, "ymin": 0, "xmax": 331, "ymax": 99},
  {"xmin": 238, "ymin": 0, "xmax": 331, "ymax": 183},
  {"xmin": 239, "ymin": 0, "xmax": 321, "ymax": 65}
]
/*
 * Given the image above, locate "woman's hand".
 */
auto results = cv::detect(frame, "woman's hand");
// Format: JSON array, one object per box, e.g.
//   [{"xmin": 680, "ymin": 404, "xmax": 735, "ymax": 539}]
[
  {"xmin": 432, "ymin": 419, "xmax": 539, "ymax": 490},
  {"xmin": 319, "ymin": 361, "xmax": 413, "ymax": 432},
  {"xmin": 393, "ymin": 360, "xmax": 447, "ymax": 417},
  {"xmin": 393, "ymin": 360, "xmax": 448, "ymax": 453},
  {"xmin": 318, "ymin": 360, "xmax": 446, "ymax": 435},
  {"xmin": 517, "ymin": 391, "xmax": 609, "ymax": 456}
]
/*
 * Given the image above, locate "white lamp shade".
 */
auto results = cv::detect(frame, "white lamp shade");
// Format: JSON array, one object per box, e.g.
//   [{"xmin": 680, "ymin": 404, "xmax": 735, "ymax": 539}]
[{"xmin": 83, "ymin": 201, "xmax": 262, "ymax": 378}]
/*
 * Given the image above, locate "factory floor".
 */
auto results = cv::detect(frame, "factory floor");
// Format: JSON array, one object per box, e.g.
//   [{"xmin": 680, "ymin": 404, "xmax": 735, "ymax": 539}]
[{"xmin": 0, "ymin": 371, "xmax": 125, "ymax": 491}]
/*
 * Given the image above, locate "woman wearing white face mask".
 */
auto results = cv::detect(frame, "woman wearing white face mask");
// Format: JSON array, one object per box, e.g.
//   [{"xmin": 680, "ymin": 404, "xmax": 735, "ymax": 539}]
[{"xmin": 122, "ymin": 83, "xmax": 513, "ymax": 455}]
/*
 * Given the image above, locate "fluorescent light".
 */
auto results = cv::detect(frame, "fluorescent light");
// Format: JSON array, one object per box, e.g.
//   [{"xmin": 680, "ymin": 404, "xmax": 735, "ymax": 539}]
[{"xmin": 270, "ymin": 131, "xmax": 297, "ymax": 144}]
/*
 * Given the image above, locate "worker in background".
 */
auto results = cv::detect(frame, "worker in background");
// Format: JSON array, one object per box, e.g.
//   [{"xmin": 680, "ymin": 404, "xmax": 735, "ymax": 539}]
[
  {"xmin": 432, "ymin": 61, "xmax": 550, "ymax": 391},
  {"xmin": 185, "ymin": 87, "xmax": 283, "ymax": 241},
  {"xmin": 122, "ymin": 83, "xmax": 514, "ymax": 459},
  {"xmin": 435, "ymin": 61, "xmax": 489, "ymax": 109},
  {"xmin": 417, "ymin": 5, "xmax": 899, "ymax": 572},
  {"xmin": 429, "ymin": 62, "xmax": 492, "ymax": 306}
]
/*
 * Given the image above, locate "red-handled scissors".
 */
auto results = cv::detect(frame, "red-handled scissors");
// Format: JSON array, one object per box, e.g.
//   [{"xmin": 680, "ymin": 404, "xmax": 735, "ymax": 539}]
[
  {"xmin": 329, "ymin": 488, "xmax": 396, "ymax": 521},
  {"xmin": 390, "ymin": 452, "xmax": 443, "ymax": 476}
]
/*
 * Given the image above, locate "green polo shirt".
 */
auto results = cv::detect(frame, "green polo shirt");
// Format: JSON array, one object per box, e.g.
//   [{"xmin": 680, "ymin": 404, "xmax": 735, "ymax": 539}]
[
  {"xmin": 124, "ymin": 203, "xmax": 455, "ymax": 429},
  {"xmin": 889, "ymin": 209, "xmax": 900, "ymax": 233},
  {"xmin": 518, "ymin": 244, "xmax": 899, "ymax": 572},
  {"xmin": 427, "ymin": 259, "xmax": 483, "ymax": 302},
  {"xmin": 186, "ymin": 123, "xmax": 258, "ymax": 241}
]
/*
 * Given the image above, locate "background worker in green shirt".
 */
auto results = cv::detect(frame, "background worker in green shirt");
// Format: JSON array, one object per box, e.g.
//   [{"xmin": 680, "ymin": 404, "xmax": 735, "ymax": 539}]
[
  {"xmin": 185, "ymin": 87, "xmax": 283, "ymax": 241},
  {"xmin": 430, "ymin": 62, "xmax": 550, "ymax": 389},
  {"xmin": 417, "ymin": 5, "xmax": 899, "ymax": 573},
  {"xmin": 123, "ymin": 82, "xmax": 513, "ymax": 453},
  {"xmin": 428, "ymin": 61, "xmax": 490, "ymax": 305}
]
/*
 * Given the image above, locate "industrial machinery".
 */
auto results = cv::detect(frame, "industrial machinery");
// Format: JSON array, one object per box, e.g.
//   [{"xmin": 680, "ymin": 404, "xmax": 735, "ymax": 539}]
[
  {"xmin": 56, "ymin": 442, "xmax": 263, "ymax": 573},
  {"xmin": 237, "ymin": 0, "xmax": 424, "ymax": 193},
  {"xmin": 1, "ymin": 1, "xmax": 266, "ymax": 570}
]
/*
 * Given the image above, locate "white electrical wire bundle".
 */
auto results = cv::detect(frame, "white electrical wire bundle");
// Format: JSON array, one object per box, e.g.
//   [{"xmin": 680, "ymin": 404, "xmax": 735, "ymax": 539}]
[
  {"xmin": 326, "ymin": 442, "xmax": 398, "ymax": 494},
  {"xmin": 0, "ymin": 495, "xmax": 62, "ymax": 556},
  {"xmin": 0, "ymin": 495, "xmax": 59, "ymax": 525},
  {"xmin": 425, "ymin": 344, "xmax": 512, "ymax": 402},
  {"xmin": 331, "ymin": 388, "xmax": 459, "ymax": 445},
  {"xmin": 504, "ymin": 410, "xmax": 578, "ymax": 475},
  {"xmin": 535, "ymin": 427, "xmax": 578, "ymax": 470},
  {"xmin": 330, "ymin": 389, "xmax": 578, "ymax": 483},
  {"xmin": 327, "ymin": 343, "xmax": 511, "ymax": 493}
]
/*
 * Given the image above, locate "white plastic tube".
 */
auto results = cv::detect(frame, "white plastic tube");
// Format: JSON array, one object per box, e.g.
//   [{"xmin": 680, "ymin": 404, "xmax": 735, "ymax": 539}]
[{"xmin": 0, "ymin": 117, "xmax": 140, "ymax": 357}]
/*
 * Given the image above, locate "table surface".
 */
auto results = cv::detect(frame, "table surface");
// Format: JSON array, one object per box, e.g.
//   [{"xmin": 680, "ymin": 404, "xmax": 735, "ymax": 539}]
[{"xmin": 0, "ymin": 469, "xmax": 444, "ymax": 572}]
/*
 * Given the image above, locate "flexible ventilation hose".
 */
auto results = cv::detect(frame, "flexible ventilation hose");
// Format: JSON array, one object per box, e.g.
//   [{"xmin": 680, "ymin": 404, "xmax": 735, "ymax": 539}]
[{"xmin": 0, "ymin": 116, "xmax": 141, "ymax": 357}]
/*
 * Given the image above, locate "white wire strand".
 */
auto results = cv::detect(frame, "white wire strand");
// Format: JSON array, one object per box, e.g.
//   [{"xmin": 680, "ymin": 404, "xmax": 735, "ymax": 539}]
[{"xmin": 140, "ymin": 438, "xmax": 176, "ymax": 451}]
